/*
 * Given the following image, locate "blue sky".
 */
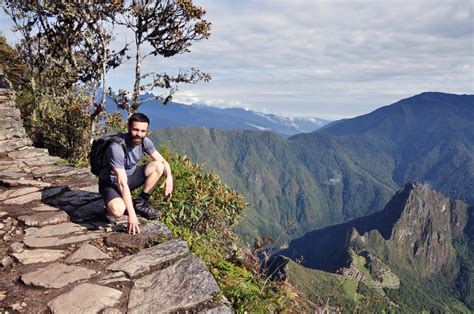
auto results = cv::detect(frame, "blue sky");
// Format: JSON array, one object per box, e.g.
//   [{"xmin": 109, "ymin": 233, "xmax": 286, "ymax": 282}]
[{"xmin": 2, "ymin": 0, "xmax": 473, "ymax": 120}]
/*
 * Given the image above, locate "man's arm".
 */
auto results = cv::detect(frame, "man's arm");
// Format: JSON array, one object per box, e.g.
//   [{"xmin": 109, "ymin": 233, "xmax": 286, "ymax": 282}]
[
  {"xmin": 150, "ymin": 151, "xmax": 173, "ymax": 196},
  {"xmin": 113, "ymin": 167, "xmax": 140, "ymax": 234}
]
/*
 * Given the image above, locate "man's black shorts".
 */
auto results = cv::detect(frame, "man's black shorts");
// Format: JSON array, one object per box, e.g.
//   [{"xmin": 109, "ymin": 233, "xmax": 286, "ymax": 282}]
[{"xmin": 99, "ymin": 164, "xmax": 147, "ymax": 205}]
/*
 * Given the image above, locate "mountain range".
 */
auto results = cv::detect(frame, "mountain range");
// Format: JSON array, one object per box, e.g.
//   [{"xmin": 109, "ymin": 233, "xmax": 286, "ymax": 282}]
[
  {"xmin": 106, "ymin": 94, "xmax": 329, "ymax": 137},
  {"xmin": 277, "ymin": 182, "xmax": 474, "ymax": 312},
  {"xmin": 150, "ymin": 92, "xmax": 474, "ymax": 244}
]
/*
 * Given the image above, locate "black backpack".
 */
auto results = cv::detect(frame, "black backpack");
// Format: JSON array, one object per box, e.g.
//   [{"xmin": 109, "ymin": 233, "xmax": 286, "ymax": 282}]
[{"xmin": 89, "ymin": 135, "xmax": 129, "ymax": 176}]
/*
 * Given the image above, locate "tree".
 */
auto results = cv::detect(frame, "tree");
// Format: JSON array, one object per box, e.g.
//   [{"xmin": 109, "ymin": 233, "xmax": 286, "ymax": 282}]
[
  {"xmin": 3, "ymin": 1, "xmax": 126, "ymax": 134},
  {"xmin": 2, "ymin": 1, "xmax": 129, "ymax": 160},
  {"xmin": 2, "ymin": 0, "xmax": 212, "ymax": 160},
  {"xmin": 110, "ymin": 0, "xmax": 211, "ymax": 115}
]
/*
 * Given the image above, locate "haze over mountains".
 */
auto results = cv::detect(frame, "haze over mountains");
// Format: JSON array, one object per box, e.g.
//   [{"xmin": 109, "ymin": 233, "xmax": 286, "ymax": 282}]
[
  {"xmin": 107, "ymin": 94, "xmax": 330, "ymax": 137},
  {"xmin": 150, "ymin": 92, "xmax": 474, "ymax": 244}
]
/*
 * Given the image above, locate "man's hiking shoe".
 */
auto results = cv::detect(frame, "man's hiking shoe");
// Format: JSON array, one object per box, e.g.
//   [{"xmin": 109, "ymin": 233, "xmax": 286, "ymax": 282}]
[{"xmin": 133, "ymin": 198, "xmax": 161, "ymax": 220}]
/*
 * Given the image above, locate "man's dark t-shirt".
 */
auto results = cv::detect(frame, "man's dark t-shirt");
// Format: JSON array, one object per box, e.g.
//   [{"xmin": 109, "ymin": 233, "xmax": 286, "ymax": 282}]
[{"xmin": 98, "ymin": 133, "xmax": 156, "ymax": 184}]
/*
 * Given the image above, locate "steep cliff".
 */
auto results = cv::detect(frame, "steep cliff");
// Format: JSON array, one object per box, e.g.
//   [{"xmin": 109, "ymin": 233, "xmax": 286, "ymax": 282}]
[{"xmin": 281, "ymin": 182, "xmax": 473, "ymax": 311}]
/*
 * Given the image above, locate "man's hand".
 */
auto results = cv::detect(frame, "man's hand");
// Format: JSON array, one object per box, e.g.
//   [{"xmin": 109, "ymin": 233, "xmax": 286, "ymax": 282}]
[
  {"xmin": 128, "ymin": 213, "xmax": 140, "ymax": 235},
  {"xmin": 164, "ymin": 176, "xmax": 173, "ymax": 196}
]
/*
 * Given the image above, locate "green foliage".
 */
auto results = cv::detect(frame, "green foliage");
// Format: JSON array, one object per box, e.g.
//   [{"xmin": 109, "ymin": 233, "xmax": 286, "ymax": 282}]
[
  {"xmin": 151, "ymin": 147, "xmax": 244, "ymax": 233},
  {"xmin": 0, "ymin": 35, "xmax": 92, "ymax": 163},
  {"xmin": 141, "ymin": 147, "xmax": 307, "ymax": 311},
  {"xmin": 284, "ymin": 258, "xmax": 357, "ymax": 311}
]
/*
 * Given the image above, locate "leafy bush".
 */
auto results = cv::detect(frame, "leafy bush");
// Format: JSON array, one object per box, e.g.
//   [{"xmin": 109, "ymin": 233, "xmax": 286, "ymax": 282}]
[{"xmin": 143, "ymin": 147, "xmax": 310, "ymax": 311}]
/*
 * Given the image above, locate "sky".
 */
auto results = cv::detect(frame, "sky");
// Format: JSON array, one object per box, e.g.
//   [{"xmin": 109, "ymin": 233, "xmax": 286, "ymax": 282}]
[{"xmin": 1, "ymin": 0, "xmax": 473, "ymax": 120}]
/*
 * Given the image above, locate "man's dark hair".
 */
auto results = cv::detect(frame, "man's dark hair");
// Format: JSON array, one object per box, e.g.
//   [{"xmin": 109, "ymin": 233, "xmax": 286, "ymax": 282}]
[{"xmin": 128, "ymin": 112, "xmax": 150, "ymax": 127}]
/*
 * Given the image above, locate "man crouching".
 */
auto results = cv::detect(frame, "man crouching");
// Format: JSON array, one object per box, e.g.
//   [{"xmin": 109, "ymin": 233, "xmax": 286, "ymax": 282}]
[{"xmin": 98, "ymin": 113, "xmax": 173, "ymax": 234}]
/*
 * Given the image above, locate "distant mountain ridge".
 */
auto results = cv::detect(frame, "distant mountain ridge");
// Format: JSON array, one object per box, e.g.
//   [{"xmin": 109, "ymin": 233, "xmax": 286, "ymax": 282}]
[
  {"xmin": 150, "ymin": 92, "xmax": 474, "ymax": 244},
  {"xmin": 106, "ymin": 94, "xmax": 330, "ymax": 136}
]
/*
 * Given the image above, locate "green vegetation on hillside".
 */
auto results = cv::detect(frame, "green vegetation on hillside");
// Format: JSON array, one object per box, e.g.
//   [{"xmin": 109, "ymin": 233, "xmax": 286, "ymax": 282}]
[
  {"xmin": 135, "ymin": 147, "xmax": 312, "ymax": 312},
  {"xmin": 151, "ymin": 93, "xmax": 474, "ymax": 245},
  {"xmin": 283, "ymin": 258, "xmax": 392, "ymax": 312}
]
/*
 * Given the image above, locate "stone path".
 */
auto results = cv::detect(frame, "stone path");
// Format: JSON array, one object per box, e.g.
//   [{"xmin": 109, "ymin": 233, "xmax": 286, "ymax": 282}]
[{"xmin": 0, "ymin": 74, "xmax": 233, "ymax": 313}]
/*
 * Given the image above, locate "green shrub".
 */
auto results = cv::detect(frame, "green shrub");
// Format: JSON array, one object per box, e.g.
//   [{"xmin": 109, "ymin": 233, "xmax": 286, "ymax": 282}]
[{"xmin": 144, "ymin": 147, "xmax": 310, "ymax": 312}]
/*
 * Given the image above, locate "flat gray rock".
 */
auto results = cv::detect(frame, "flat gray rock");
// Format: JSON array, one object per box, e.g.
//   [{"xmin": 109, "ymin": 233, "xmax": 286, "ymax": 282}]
[
  {"xmin": 0, "ymin": 160, "xmax": 22, "ymax": 171},
  {"xmin": 12, "ymin": 249, "xmax": 66, "ymax": 264},
  {"xmin": 0, "ymin": 128, "xmax": 24, "ymax": 141},
  {"xmin": 102, "ymin": 309, "xmax": 122, "ymax": 314},
  {"xmin": 10, "ymin": 241, "xmax": 25, "ymax": 253},
  {"xmin": 18, "ymin": 211, "xmax": 69, "ymax": 227},
  {"xmin": 128, "ymin": 254, "xmax": 220, "ymax": 313},
  {"xmin": 24, "ymin": 232, "xmax": 102, "ymax": 248},
  {"xmin": 32, "ymin": 204, "xmax": 60, "ymax": 212},
  {"xmin": 31, "ymin": 165, "xmax": 89, "ymax": 178},
  {"xmin": 98, "ymin": 271, "xmax": 130, "ymax": 285},
  {"xmin": 3, "ymin": 191, "xmax": 43, "ymax": 205},
  {"xmin": 0, "ymin": 138, "xmax": 30, "ymax": 154},
  {"xmin": 25, "ymin": 222, "xmax": 86, "ymax": 238},
  {"xmin": 0, "ymin": 171, "xmax": 26, "ymax": 179},
  {"xmin": 20, "ymin": 155, "xmax": 63, "ymax": 167},
  {"xmin": 48, "ymin": 283, "xmax": 122, "ymax": 314},
  {"xmin": 65, "ymin": 243, "xmax": 110, "ymax": 264},
  {"xmin": 7, "ymin": 147, "xmax": 48, "ymax": 159},
  {"xmin": 0, "ymin": 187, "xmax": 39, "ymax": 201},
  {"xmin": 141, "ymin": 220, "xmax": 172, "ymax": 237},
  {"xmin": 23, "ymin": 222, "xmax": 102, "ymax": 248},
  {"xmin": 21, "ymin": 263, "xmax": 95, "ymax": 288},
  {"xmin": 2, "ymin": 186, "xmax": 63, "ymax": 205},
  {"xmin": 107, "ymin": 238, "xmax": 189, "ymax": 278},
  {"xmin": 0, "ymin": 178, "xmax": 52, "ymax": 188}
]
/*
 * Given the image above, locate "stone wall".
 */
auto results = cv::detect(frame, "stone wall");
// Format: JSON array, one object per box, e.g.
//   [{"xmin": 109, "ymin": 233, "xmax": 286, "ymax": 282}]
[{"xmin": 0, "ymin": 73, "xmax": 233, "ymax": 313}]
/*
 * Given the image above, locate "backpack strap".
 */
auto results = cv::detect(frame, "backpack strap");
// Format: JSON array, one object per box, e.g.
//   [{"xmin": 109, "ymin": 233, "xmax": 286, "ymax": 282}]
[{"xmin": 109, "ymin": 136, "xmax": 130, "ymax": 164}]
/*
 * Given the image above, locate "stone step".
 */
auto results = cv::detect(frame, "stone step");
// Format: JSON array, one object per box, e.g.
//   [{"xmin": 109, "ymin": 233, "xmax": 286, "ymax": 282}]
[
  {"xmin": 0, "ymin": 178, "xmax": 52, "ymax": 188},
  {"xmin": 107, "ymin": 238, "xmax": 189, "ymax": 278},
  {"xmin": 30, "ymin": 165, "xmax": 89, "ymax": 179},
  {"xmin": 48, "ymin": 284, "xmax": 122, "ymax": 313},
  {"xmin": 2, "ymin": 186, "xmax": 64, "ymax": 205},
  {"xmin": 18, "ymin": 211, "xmax": 70, "ymax": 227},
  {"xmin": 128, "ymin": 254, "xmax": 220, "ymax": 313},
  {"xmin": 0, "ymin": 138, "xmax": 31, "ymax": 154},
  {"xmin": 0, "ymin": 104, "xmax": 18, "ymax": 112},
  {"xmin": 0, "ymin": 95, "xmax": 13, "ymax": 102},
  {"xmin": 12, "ymin": 248, "xmax": 67, "ymax": 265},
  {"xmin": 23, "ymin": 223, "xmax": 103, "ymax": 248},
  {"xmin": 0, "ymin": 128, "xmax": 27, "ymax": 141},
  {"xmin": 21, "ymin": 263, "xmax": 96, "ymax": 288},
  {"xmin": 0, "ymin": 107, "xmax": 21, "ymax": 118},
  {"xmin": 65, "ymin": 242, "xmax": 110, "ymax": 264},
  {"xmin": 8, "ymin": 147, "xmax": 49, "ymax": 160},
  {"xmin": 20, "ymin": 155, "xmax": 64, "ymax": 167},
  {"xmin": 0, "ymin": 118, "xmax": 22, "ymax": 129}
]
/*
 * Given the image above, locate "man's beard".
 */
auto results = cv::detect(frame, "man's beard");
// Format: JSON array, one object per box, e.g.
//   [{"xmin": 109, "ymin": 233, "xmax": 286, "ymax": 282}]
[{"xmin": 130, "ymin": 134, "xmax": 144, "ymax": 146}]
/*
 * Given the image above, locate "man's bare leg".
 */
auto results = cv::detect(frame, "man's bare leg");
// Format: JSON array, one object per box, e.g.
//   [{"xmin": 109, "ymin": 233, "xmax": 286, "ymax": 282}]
[
  {"xmin": 106, "ymin": 197, "xmax": 126, "ymax": 218},
  {"xmin": 143, "ymin": 161, "xmax": 165, "ymax": 194}
]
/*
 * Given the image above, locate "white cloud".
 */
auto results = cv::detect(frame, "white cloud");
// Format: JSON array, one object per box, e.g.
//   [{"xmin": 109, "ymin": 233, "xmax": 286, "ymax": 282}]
[{"xmin": 1, "ymin": 0, "xmax": 473, "ymax": 119}]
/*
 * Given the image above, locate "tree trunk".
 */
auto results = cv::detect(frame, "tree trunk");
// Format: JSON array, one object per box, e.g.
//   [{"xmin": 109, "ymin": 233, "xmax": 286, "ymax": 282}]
[
  {"xmin": 90, "ymin": 35, "xmax": 108, "ymax": 137},
  {"xmin": 132, "ymin": 40, "xmax": 141, "ymax": 116}
]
